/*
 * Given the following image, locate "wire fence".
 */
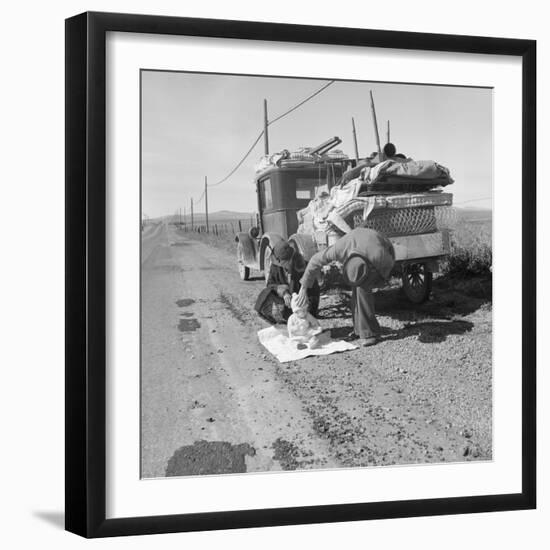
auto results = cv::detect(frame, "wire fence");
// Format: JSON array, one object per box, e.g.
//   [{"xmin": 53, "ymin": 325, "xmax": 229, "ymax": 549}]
[{"xmin": 176, "ymin": 217, "xmax": 257, "ymax": 236}]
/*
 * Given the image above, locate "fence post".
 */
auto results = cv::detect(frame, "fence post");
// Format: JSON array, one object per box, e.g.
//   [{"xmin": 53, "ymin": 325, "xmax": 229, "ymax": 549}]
[{"xmin": 204, "ymin": 176, "xmax": 209, "ymax": 233}]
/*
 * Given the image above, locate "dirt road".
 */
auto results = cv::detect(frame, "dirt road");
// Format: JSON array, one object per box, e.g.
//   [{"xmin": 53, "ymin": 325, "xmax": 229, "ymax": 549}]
[{"xmin": 141, "ymin": 222, "xmax": 492, "ymax": 478}]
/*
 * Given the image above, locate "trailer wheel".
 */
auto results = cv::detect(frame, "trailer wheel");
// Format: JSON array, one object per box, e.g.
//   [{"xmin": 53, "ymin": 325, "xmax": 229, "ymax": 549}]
[
  {"xmin": 237, "ymin": 243, "xmax": 250, "ymax": 281},
  {"xmin": 402, "ymin": 263, "xmax": 432, "ymax": 304}
]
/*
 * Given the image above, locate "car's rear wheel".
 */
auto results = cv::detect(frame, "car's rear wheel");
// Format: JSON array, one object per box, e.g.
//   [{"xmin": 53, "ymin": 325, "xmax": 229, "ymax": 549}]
[
  {"xmin": 237, "ymin": 243, "xmax": 250, "ymax": 281},
  {"xmin": 402, "ymin": 263, "xmax": 432, "ymax": 304}
]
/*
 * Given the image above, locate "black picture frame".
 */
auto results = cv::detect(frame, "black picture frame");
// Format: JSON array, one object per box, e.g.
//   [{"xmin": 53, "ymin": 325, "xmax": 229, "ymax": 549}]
[{"xmin": 65, "ymin": 11, "xmax": 536, "ymax": 538}]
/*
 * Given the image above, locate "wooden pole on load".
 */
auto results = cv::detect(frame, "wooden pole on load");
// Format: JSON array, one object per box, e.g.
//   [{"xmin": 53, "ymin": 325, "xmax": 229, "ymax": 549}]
[
  {"xmin": 263, "ymin": 99, "xmax": 269, "ymax": 155},
  {"xmin": 387, "ymin": 120, "xmax": 390, "ymax": 144},
  {"xmin": 369, "ymin": 90, "xmax": 382, "ymax": 155},
  {"xmin": 204, "ymin": 176, "xmax": 209, "ymax": 233},
  {"xmin": 351, "ymin": 117, "xmax": 360, "ymax": 161}
]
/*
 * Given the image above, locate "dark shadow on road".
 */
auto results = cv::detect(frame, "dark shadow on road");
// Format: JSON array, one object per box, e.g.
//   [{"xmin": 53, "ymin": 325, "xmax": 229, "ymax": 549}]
[
  {"xmin": 330, "ymin": 319, "xmax": 473, "ymax": 344},
  {"xmin": 380, "ymin": 319, "xmax": 474, "ymax": 344},
  {"xmin": 317, "ymin": 275, "xmax": 491, "ymax": 324},
  {"xmin": 375, "ymin": 275, "xmax": 492, "ymax": 322},
  {"xmin": 329, "ymin": 325, "xmax": 354, "ymax": 339},
  {"xmin": 33, "ymin": 511, "xmax": 65, "ymax": 530},
  {"xmin": 318, "ymin": 301, "xmax": 350, "ymax": 320}
]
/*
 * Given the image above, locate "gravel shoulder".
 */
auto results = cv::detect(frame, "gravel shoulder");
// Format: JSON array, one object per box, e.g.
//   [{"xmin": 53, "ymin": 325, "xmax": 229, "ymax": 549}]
[{"xmin": 141, "ymin": 223, "xmax": 492, "ymax": 477}]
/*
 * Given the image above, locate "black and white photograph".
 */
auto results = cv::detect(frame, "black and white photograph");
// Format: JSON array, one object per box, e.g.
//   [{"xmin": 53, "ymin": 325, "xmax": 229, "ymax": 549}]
[
  {"xmin": 140, "ymin": 71, "xmax": 493, "ymax": 479},
  {"xmin": 1, "ymin": 0, "xmax": 541, "ymax": 545}
]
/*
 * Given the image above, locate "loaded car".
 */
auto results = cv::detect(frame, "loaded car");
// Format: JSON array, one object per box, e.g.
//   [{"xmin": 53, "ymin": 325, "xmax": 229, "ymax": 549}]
[{"xmin": 235, "ymin": 137, "xmax": 455, "ymax": 304}]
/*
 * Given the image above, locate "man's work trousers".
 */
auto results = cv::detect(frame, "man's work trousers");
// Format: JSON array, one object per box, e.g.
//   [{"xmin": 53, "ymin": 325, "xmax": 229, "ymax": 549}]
[
  {"xmin": 351, "ymin": 285, "xmax": 380, "ymax": 339},
  {"xmin": 350, "ymin": 270, "xmax": 383, "ymax": 339}
]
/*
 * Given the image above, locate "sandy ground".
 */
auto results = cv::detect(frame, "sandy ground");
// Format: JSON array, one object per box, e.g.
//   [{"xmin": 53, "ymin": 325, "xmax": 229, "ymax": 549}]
[{"xmin": 141, "ymin": 221, "xmax": 492, "ymax": 478}]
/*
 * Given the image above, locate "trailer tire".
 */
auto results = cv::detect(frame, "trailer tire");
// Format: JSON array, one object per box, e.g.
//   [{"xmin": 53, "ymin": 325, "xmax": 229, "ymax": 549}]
[{"xmin": 402, "ymin": 263, "xmax": 432, "ymax": 304}]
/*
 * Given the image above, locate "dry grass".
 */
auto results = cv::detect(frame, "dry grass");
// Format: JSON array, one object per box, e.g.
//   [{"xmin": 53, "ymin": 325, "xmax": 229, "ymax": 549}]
[
  {"xmin": 443, "ymin": 218, "xmax": 492, "ymax": 278},
  {"xmin": 177, "ymin": 226, "xmax": 238, "ymax": 252}
]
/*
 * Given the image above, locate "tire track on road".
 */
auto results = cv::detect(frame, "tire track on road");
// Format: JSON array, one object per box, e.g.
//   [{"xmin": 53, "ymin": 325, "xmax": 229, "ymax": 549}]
[{"xmin": 141, "ymin": 225, "xmax": 340, "ymax": 477}]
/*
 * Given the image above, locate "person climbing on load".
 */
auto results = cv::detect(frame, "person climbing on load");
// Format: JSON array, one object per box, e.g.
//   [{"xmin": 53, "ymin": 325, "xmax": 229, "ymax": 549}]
[
  {"xmin": 339, "ymin": 142, "xmax": 408, "ymax": 187},
  {"xmin": 294, "ymin": 227, "xmax": 395, "ymax": 347},
  {"xmin": 254, "ymin": 240, "xmax": 320, "ymax": 324},
  {"xmin": 382, "ymin": 142, "xmax": 408, "ymax": 162}
]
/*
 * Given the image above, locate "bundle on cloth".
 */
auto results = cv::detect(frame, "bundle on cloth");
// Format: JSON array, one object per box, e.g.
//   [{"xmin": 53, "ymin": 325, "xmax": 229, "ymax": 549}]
[
  {"xmin": 254, "ymin": 289, "xmax": 288, "ymax": 324},
  {"xmin": 258, "ymin": 326, "xmax": 358, "ymax": 363}
]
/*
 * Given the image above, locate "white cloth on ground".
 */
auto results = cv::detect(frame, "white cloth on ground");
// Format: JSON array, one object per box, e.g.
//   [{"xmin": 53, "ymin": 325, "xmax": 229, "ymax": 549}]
[{"xmin": 258, "ymin": 326, "xmax": 358, "ymax": 363}]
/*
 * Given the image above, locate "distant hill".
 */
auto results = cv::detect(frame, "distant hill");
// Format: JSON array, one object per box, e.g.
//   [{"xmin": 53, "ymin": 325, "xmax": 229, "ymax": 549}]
[
  {"xmin": 155, "ymin": 206, "xmax": 492, "ymax": 226},
  {"xmin": 154, "ymin": 210, "xmax": 255, "ymax": 225},
  {"xmin": 210, "ymin": 210, "xmax": 254, "ymax": 221},
  {"xmin": 456, "ymin": 207, "xmax": 492, "ymax": 223},
  {"xmin": 184, "ymin": 210, "xmax": 254, "ymax": 223}
]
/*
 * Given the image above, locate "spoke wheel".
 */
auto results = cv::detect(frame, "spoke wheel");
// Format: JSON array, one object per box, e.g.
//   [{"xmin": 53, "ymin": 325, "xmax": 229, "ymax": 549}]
[{"xmin": 402, "ymin": 263, "xmax": 432, "ymax": 304}]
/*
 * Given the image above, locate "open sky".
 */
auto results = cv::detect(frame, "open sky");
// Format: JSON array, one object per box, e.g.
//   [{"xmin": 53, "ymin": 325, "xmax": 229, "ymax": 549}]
[{"xmin": 141, "ymin": 70, "xmax": 492, "ymax": 218}]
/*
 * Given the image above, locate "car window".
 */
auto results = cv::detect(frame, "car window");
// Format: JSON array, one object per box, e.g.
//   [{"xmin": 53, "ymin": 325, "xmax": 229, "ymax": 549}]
[
  {"xmin": 295, "ymin": 178, "xmax": 319, "ymax": 200},
  {"xmin": 260, "ymin": 178, "xmax": 272, "ymax": 210}
]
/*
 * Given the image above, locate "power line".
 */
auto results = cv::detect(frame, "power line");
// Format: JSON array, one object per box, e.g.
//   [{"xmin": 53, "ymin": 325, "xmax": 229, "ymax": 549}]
[
  {"xmin": 207, "ymin": 131, "xmax": 265, "ymax": 187},
  {"xmin": 208, "ymin": 80, "xmax": 336, "ymax": 188},
  {"xmin": 186, "ymin": 80, "xmax": 336, "ymax": 215},
  {"xmin": 268, "ymin": 80, "xmax": 335, "ymax": 126},
  {"xmin": 194, "ymin": 188, "xmax": 206, "ymax": 204}
]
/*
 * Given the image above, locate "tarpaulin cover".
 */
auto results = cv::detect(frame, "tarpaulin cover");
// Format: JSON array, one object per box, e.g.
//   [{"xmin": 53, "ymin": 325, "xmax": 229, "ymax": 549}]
[{"xmin": 363, "ymin": 159, "xmax": 454, "ymax": 186}]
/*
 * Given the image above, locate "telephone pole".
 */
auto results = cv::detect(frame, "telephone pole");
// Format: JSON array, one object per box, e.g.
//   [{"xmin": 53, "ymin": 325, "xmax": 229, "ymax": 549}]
[
  {"xmin": 191, "ymin": 197, "xmax": 194, "ymax": 229},
  {"xmin": 204, "ymin": 176, "xmax": 209, "ymax": 233},
  {"xmin": 263, "ymin": 98, "xmax": 269, "ymax": 155},
  {"xmin": 351, "ymin": 117, "xmax": 359, "ymax": 161},
  {"xmin": 369, "ymin": 90, "xmax": 382, "ymax": 156}
]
